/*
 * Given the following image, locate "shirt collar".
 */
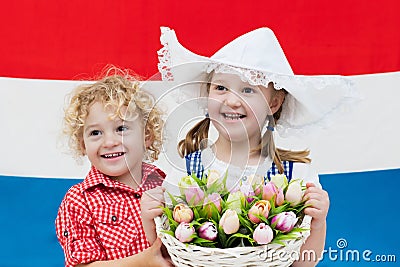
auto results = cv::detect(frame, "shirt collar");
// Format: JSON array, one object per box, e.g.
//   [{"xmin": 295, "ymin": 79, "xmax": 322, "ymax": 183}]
[{"xmin": 81, "ymin": 162, "xmax": 166, "ymax": 192}]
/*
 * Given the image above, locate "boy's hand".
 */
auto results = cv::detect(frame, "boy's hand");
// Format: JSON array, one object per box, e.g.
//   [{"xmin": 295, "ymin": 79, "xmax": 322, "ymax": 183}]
[
  {"xmin": 141, "ymin": 186, "xmax": 166, "ymax": 244},
  {"xmin": 303, "ymin": 183, "xmax": 330, "ymax": 230},
  {"xmin": 142, "ymin": 238, "xmax": 173, "ymax": 267}
]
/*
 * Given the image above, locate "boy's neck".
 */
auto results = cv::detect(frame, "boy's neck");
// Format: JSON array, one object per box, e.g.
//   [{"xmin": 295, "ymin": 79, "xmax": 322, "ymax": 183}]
[{"xmin": 115, "ymin": 166, "xmax": 143, "ymax": 190}]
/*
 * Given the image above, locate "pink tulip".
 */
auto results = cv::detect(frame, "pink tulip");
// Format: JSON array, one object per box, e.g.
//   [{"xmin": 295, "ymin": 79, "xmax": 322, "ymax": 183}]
[
  {"xmin": 184, "ymin": 185, "xmax": 205, "ymax": 206},
  {"xmin": 203, "ymin": 193, "xmax": 222, "ymax": 218},
  {"xmin": 198, "ymin": 221, "xmax": 218, "ymax": 241},
  {"xmin": 253, "ymin": 223, "xmax": 274, "ymax": 245},
  {"xmin": 248, "ymin": 200, "xmax": 271, "ymax": 224},
  {"xmin": 262, "ymin": 182, "xmax": 278, "ymax": 201},
  {"xmin": 271, "ymin": 211, "xmax": 298, "ymax": 232},
  {"xmin": 175, "ymin": 222, "xmax": 195, "ymax": 242},
  {"xmin": 240, "ymin": 183, "xmax": 256, "ymax": 203},
  {"xmin": 262, "ymin": 182, "xmax": 284, "ymax": 206},
  {"xmin": 173, "ymin": 203, "xmax": 194, "ymax": 223},
  {"xmin": 276, "ymin": 188, "xmax": 285, "ymax": 206},
  {"xmin": 219, "ymin": 209, "xmax": 240, "ymax": 234}
]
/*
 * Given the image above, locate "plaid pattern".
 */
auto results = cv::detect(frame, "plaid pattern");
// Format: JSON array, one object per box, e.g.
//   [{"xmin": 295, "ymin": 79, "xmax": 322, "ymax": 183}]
[
  {"xmin": 185, "ymin": 150, "xmax": 205, "ymax": 178},
  {"xmin": 55, "ymin": 162, "xmax": 165, "ymax": 267},
  {"xmin": 185, "ymin": 150, "xmax": 293, "ymax": 182}
]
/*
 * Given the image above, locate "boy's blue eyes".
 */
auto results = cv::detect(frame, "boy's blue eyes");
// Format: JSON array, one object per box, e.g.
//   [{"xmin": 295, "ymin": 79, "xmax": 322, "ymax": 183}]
[
  {"xmin": 117, "ymin": 125, "xmax": 128, "ymax": 132},
  {"xmin": 89, "ymin": 126, "xmax": 128, "ymax": 136},
  {"xmin": 90, "ymin": 130, "xmax": 101, "ymax": 136}
]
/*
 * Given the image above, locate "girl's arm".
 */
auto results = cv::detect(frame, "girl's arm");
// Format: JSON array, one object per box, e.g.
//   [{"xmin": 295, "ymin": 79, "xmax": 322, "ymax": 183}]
[
  {"xmin": 76, "ymin": 238, "xmax": 172, "ymax": 267},
  {"xmin": 292, "ymin": 183, "xmax": 329, "ymax": 267}
]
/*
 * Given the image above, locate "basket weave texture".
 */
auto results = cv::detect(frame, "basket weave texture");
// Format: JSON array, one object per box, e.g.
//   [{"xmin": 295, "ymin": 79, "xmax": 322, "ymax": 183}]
[{"xmin": 155, "ymin": 215, "xmax": 311, "ymax": 267}]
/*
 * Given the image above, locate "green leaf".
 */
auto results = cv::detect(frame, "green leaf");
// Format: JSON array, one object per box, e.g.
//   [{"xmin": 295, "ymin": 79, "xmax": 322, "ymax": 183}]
[
  {"xmin": 191, "ymin": 172, "xmax": 206, "ymax": 187},
  {"xmin": 166, "ymin": 191, "xmax": 179, "ymax": 207},
  {"xmin": 217, "ymin": 224, "xmax": 227, "ymax": 248}
]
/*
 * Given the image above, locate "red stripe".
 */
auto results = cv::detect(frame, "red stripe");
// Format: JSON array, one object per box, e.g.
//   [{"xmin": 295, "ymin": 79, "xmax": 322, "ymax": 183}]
[{"xmin": 1, "ymin": 0, "xmax": 399, "ymax": 79}]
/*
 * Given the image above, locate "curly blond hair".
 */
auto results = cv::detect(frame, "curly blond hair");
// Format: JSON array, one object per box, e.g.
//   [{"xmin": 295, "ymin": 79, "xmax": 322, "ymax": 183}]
[{"xmin": 64, "ymin": 68, "xmax": 164, "ymax": 162}]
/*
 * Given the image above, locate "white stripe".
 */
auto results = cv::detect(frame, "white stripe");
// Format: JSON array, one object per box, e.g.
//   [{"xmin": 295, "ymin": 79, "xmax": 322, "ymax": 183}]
[{"xmin": 1, "ymin": 73, "xmax": 399, "ymax": 178}]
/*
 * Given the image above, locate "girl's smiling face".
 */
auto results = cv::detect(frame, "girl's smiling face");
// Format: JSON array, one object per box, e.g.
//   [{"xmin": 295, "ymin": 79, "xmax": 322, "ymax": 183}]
[
  {"xmin": 207, "ymin": 73, "xmax": 283, "ymax": 147},
  {"xmin": 81, "ymin": 101, "xmax": 146, "ymax": 182}
]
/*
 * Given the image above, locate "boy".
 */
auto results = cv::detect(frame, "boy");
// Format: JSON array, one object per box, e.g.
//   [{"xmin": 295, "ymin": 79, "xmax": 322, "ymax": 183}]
[{"xmin": 55, "ymin": 69, "xmax": 171, "ymax": 267}]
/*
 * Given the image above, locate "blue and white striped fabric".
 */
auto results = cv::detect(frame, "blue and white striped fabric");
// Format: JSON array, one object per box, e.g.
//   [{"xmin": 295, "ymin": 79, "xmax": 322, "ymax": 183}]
[{"xmin": 185, "ymin": 150, "xmax": 294, "ymax": 181}]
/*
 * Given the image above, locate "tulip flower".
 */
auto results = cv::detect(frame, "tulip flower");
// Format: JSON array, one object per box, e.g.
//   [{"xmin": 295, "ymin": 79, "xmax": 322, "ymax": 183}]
[
  {"xmin": 219, "ymin": 209, "xmax": 240, "ymax": 234},
  {"xmin": 275, "ymin": 187, "xmax": 285, "ymax": 206},
  {"xmin": 285, "ymin": 180, "xmax": 304, "ymax": 206},
  {"xmin": 239, "ymin": 183, "xmax": 256, "ymax": 203},
  {"xmin": 270, "ymin": 174, "xmax": 288, "ymax": 189},
  {"xmin": 271, "ymin": 211, "xmax": 298, "ymax": 232},
  {"xmin": 175, "ymin": 222, "xmax": 195, "ymax": 242},
  {"xmin": 253, "ymin": 223, "xmax": 274, "ymax": 245},
  {"xmin": 262, "ymin": 182, "xmax": 284, "ymax": 206},
  {"xmin": 203, "ymin": 193, "xmax": 222, "ymax": 217},
  {"xmin": 207, "ymin": 170, "xmax": 221, "ymax": 187},
  {"xmin": 178, "ymin": 175, "xmax": 196, "ymax": 194},
  {"xmin": 262, "ymin": 182, "xmax": 277, "ymax": 201},
  {"xmin": 248, "ymin": 200, "xmax": 271, "ymax": 224},
  {"xmin": 198, "ymin": 221, "xmax": 218, "ymax": 241},
  {"xmin": 173, "ymin": 203, "xmax": 194, "ymax": 223},
  {"xmin": 184, "ymin": 184, "xmax": 205, "ymax": 206},
  {"xmin": 226, "ymin": 191, "xmax": 245, "ymax": 214}
]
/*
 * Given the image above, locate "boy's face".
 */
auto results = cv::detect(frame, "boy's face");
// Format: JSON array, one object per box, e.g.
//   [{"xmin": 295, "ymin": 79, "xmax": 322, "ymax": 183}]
[{"xmin": 81, "ymin": 101, "xmax": 146, "ymax": 182}]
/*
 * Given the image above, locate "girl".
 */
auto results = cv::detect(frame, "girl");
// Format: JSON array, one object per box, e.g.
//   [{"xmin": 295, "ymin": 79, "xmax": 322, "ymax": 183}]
[
  {"xmin": 158, "ymin": 27, "xmax": 357, "ymax": 266},
  {"xmin": 55, "ymin": 68, "xmax": 172, "ymax": 267}
]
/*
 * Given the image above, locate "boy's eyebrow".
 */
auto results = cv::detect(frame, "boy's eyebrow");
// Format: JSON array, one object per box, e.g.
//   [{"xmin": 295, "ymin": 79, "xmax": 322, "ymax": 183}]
[{"xmin": 83, "ymin": 123, "xmax": 99, "ymax": 131}]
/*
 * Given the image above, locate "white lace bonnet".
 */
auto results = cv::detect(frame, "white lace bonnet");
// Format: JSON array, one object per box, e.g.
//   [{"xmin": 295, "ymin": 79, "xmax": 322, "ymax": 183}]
[{"xmin": 157, "ymin": 26, "xmax": 358, "ymax": 137}]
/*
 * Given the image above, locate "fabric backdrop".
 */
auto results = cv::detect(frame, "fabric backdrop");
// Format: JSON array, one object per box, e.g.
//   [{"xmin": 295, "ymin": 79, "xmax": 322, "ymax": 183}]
[{"xmin": 0, "ymin": 1, "xmax": 399, "ymax": 266}]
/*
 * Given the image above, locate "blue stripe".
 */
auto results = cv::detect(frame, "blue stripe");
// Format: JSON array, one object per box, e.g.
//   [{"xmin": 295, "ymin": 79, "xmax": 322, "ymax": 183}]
[
  {"xmin": 1, "ymin": 169, "xmax": 399, "ymax": 266},
  {"xmin": 0, "ymin": 175, "xmax": 80, "ymax": 267}
]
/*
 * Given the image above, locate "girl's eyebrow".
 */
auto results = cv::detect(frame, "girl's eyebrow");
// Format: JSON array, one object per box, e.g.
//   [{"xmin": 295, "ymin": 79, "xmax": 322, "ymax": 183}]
[{"xmin": 210, "ymin": 79, "xmax": 228, "ymax": 85}]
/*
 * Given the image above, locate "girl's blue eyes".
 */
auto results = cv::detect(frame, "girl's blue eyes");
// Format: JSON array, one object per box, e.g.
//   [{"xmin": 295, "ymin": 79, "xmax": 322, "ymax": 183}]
[
  {"xmin": 215, "ymin": 85, "xmax": 228, "ymax": 91},
  {"xmin": 213, "ymin": 84, "xmax": 255, "ymax": 94},
  {"xmin": 243, "ymin": 87, "xmax": 254, "ymax": 93}
]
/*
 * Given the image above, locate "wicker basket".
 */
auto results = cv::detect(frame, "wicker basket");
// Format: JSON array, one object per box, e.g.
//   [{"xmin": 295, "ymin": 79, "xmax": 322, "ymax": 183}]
[{"xmin": 155, "ymin": 215, "xmax": 311, "ymax": 267}]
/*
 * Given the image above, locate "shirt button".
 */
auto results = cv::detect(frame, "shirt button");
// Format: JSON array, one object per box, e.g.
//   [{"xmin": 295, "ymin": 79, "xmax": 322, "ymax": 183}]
[
  {"xmin": 134, "ymin": 193, "xmax": 141, "ymax": 199},
  {"xmin": 111, "ymin": 215, "xmax": 117, "ymax": 222},
  {"xmin": 63, "ymin": 230, "xmax": 68, "ymax": 237}
]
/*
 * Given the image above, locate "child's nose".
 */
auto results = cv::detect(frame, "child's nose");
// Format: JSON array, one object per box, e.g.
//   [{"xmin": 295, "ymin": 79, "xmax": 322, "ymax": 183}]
[
  {"xmin": 224, "ymin": 91, "xmax": 242, "ymax": 107},
  {"xmin": 102, "ymin": 133, "xmax": 120, "ymax": 147}
]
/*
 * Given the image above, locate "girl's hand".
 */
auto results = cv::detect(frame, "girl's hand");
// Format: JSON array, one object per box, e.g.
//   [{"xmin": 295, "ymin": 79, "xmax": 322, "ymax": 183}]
[
  {"xmin": 140, "ymin": 186, "xmax": 166, "ymax": 244},
  {"xmin": 303, "ymin": 183, "xmax": 330, "ymax": 230}
]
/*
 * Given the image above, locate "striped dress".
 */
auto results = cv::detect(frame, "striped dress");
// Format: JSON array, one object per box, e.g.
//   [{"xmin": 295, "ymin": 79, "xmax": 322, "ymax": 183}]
[{"xmin": 184, "ymin": 149, "xmax": 294, "ymax": 184}]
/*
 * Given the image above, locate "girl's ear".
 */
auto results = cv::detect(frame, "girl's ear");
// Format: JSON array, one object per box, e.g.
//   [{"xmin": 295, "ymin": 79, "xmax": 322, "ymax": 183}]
[{"xmin": 269, "ymin": 90, "xmax": 285, "ymax": 114}]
